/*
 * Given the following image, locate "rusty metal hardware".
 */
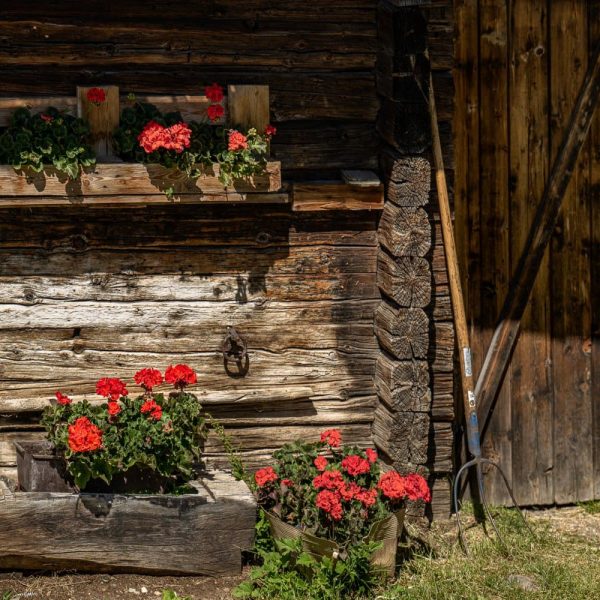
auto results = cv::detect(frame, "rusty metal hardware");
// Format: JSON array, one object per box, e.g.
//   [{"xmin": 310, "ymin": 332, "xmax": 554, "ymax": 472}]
[{"xmin": 222, "ymin": 326, "xmax": 248, "ymax": 364}]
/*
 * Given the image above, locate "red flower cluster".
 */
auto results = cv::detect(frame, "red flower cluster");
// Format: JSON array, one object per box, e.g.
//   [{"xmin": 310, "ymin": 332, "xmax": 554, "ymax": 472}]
[
  {"xmin": 404, "ymin": 473, "xmax": 431, "ymax": 503},
  {"xmin": 55, "ymin": 391, "xmax": 72, "ymax": 406},
  {"xmin": 40, "ymin": 113, "xmax": 54, "ymax": 123},
  {"xmin": 96, "ymin": 377, "xmax": 128, "ymax": 401},
  {"xmin": 164, "ymin": 364, "xmax": 197, "ymax": 389},
  {"xmin": 341, "ymin": 454, "xmax": 371, "ymax": 477},
  {"xmin": 281, "ymin": 478, "xmax": 294, "ymax": 487},
  {"xmin": 320, "ymin": 428, "xmax": 341, "ymax": 447},
  {"xmin": 207, "ymin": 104, "xmax": 224, "ymax": 122},
  {"xmin": 265, "ymin": 124, "xmax": 277, "ymax": 137},
  {"xmin": 314, "ymin": 455, "xmax": 328, "ymax": 471},
  {"xmin": 205, "ymin": 82, "xmax": 224, "ymax": 103},
  {"xmin": 205, "ymin": 83, "xmax": 225, "ymax": 123},
  {"xmin": 140, "ymin": 398, "xmax": 162, "ymax": 420},
  {"xmin": 134, "ymin": 368, "xmax": 163, "ymax": 391},
  {"xmin": 138, "ymin": 120, "xmax": 192, "ymax": 154},
  {"xmin": 228, "ymin": 130, "xmax": 248, "ymax": 152},
  {"xmin": 68, "ymin": 417, "xmax": 103, "ymax": 453},
  {"xmin": 86, "ymin": 87, "xmax": 106, "ymax": 105},
  {"xmin": 316, "ymin": 489, "xmax": 343, "ymax": 521},
  {"xmin": 107, "ymin": 401, "xmax": 122, "ymax": 417},
  {"xmin": 255, "ymin": 466, "xmax": 278, "ymax": 487},
  {"xmin": 365, "ymin": 448, "xmax": 378, "ymax": 464},
  {"xmin": 313, "ymin": 469, "xmax": 345, "ymax": 491}
]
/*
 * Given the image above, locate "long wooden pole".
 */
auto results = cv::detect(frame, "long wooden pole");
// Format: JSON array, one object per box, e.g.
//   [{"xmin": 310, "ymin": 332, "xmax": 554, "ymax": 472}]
[
  {"xmin": 429, "ymin": 74, "xmax": 481, "ymax": 458},
  {"xmin": 476, "ymin": 42, "xmax": 600, "ymax": 434}
]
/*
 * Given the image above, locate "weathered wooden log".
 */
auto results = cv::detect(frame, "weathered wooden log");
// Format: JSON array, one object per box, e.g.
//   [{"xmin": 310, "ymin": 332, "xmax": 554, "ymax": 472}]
[
  {"xmin": 380, "ymin": 151, "xmax": 431, "ymax": 207},
  {"xmin": 0, "ymin": 472, "xmax": 255, "ymax": 575},
  {"xmin": 373, "ymin": 405, "xmax": 453, "ymax": 473},
  {"xmin": 378, "ymin": 204, "xmax": 431, "ymax": 258},
  {"xmin": 377, "ymin": 98, "xmax": 430, "ymax": 155},
  {"xmin": 292, "ymin": 182, "xmax": 384, "ymax": 212},
  {"xmin": 428, "ymin": 476, "xmax": 452, "ymax": 520},
  {"xmin": 374, "ymin": 301, "xmax": 429, "ymax": 360},
  {"xmin": 428, "ymin": 321, "xmax": 455, "ymax": 372},
  {"xmin": 374, "ymin": 353, "xmax": 431, "ymax": 412},
  {"xmin": 377, "ymin": 250, "xmax": 431, "ymax": 307}
]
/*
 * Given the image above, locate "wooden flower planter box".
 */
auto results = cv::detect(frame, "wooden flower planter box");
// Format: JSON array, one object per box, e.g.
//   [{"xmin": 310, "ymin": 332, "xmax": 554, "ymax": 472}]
[
  {"xmin": 0, "ymin": 85, "xmax": 284, "ymax": 207},
  {"xmin": 0, "ymin": 470, "xmax": 256, "ymax": 575}
]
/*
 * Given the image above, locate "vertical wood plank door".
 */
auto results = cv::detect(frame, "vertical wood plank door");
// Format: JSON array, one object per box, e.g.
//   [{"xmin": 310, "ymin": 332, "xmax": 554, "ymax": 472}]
[{"xmin": 454, "ymin": 0, "xmax": 599, "ymax": 505}]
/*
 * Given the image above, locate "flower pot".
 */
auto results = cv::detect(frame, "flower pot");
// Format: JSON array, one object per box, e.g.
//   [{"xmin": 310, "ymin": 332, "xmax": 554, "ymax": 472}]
[
  {"xmin": 265, "ymin": 508, "xmax": 406, "ymax": 577},
  {"xmin": 15, "ymin": 440, "xmax": 191, "ymax": 494},
  {"xmin": 14, "ymin": 440, "xmax": 75, "ymax": 493}
]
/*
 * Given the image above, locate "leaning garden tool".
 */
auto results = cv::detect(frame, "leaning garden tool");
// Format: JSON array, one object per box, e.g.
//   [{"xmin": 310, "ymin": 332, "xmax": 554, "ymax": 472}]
[{"xmin": 428, "ymin": 73, "xmax": 529, "ymax": 554}]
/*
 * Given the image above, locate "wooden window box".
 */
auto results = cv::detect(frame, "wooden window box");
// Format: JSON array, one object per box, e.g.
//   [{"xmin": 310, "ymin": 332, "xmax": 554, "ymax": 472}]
[{"xmin": 0, "ymin": 85, "xmax": 285, "ymax": 207}]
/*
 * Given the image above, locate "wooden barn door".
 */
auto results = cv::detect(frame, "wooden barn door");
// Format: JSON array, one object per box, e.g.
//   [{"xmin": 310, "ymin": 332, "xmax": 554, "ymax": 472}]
[{"xmin": 454, "ymin": 0, "xmax": 599, "ymax": 505}]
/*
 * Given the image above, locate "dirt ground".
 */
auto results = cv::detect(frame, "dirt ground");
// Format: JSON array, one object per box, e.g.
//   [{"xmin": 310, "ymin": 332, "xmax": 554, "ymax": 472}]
[{"xmin": 1, "ymin": 505, "xmax": 599, "ymax": 600}]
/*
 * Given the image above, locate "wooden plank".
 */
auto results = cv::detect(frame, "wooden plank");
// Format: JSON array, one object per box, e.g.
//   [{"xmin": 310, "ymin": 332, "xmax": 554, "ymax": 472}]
[
  {"xmin": 0, "ymin": 162, "xmax": 282, "ymax": 197},
  {"xmin": 507, "ymin": 0, "xmax": 553, "ymax": 506},
  {"xmin": 77, "ymin": 85, "xmax": 120, "ymax": 160},
  {"xmin": 478, "ymin": 0, "xmax": 512, "ymax": 505},
  {"xmin": 292, "ymin": 181, "xmax": 384, "ymax": 211},
  {"xmin": 550, "ymin": 3, "xmax": 593, "ymax": 505},
  {"xmin": 341, "ymin": 170, "xmax": 381, "ymax": 187},
  {"xmin": 0, "ymin": 471, "xmax": 255, "ymax": 575},
  {"xmin": 227, "ymin": 85, "xmax": 270, "ymax": 132},
  {"xmin": 590, "ymin": 0, "xmax": 600, "ymax": 502},
  {"xmin": 0, "ymin": 193, "xmax": 289, "ymax": 208}
]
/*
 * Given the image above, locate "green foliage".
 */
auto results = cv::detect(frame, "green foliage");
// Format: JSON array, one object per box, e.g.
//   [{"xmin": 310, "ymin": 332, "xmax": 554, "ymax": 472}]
[
  {"xmin": 206, "ymin": 413, "xmax": 247, "ymax": 483},
  {"xmin": 42, "ymin": 390, "xmax": 205, "ymax": 491},
  {"xmin": 235, "ymin": 536, "xmax": 384, "ymax": 600},
  {"xmin": 0, "ymin": 106, "xmax": 96, "ymax": 179},
  {"xmin": 1, "ymin": 592, "xmax": 14, "ymax": 600},
  {"xmin": 112, "ymin": 101, "xmax": 269, "ymax": 188},
  {"xmin": 578, "ymin": 500, "xmax": 600, "ymax": 514},
  {"xmin": 162, "ymin": 590, "xmax": 192, "ymax": 600}
]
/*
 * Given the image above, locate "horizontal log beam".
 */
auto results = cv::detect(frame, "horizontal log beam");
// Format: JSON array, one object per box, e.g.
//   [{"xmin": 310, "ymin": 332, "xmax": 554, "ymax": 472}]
[{"xmin": 292, "ymin": 181, "xmax": 384, "ymax": 211}]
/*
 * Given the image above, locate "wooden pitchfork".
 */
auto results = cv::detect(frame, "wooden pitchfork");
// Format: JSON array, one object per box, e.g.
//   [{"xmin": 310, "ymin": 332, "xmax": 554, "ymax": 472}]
[{"xmin": 427, "ymin": 73, "xmax": 529, "ymax": 553}]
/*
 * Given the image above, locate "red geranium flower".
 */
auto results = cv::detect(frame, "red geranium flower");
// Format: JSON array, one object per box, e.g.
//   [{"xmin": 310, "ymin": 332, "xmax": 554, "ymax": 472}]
[
  {"xmin": 314, "ymin": 456, "xmax": 328, "ymax": 471},
  {"xmin": 403, "ymin": 473, "xmax": 431, "ymax": 503},
  {"xmin": 86, "ymin": 87, "xmax": 106, "ymax": 105},
  {"xmin": 138, "ymin": 121, "xmax": 192, "ymax": 154},
  {"xmin": 316, "ymin": 489, "xmax": 343, "ymax": 521},
  {"xmin": 281, "ymin": 479, "xmax": 294, "ymax": 487},
  {"xmin": 255, "ymin": 466, "xmax": 278, "ymax": 487},
  {"xmin": 228, "ymin": 130, "xmax": 248, "ymax": 152},
  {"xmin": 365, "ymin": 448, "xmax": 378, "ymax": 464},
  {"xmin": 377, "ymin": 471, "xmax": 407, "ymax": 501},
  {"xmin": 207, "ymin": 103, "xmax": 224, "ymax": 122},
  {"xmin": 205, "ymin": 82, "xmax": 224, "ymax": 103},
  {"xmin": 68, "ymin": 417, "xmax": 103, "ymax": 453},
  {"xmin": 164, "ymin": 364, "xmax": 197, "ymax": 389},
  {"xmin": 355, "ymin": 487, "xmax": 378, "ymax": 507},
  {"xmin": 339, "ymin": 482, "xmax": 362, "ymax": 502},
  {"xmin": 96, "ymin": 377, "xmax": 128, "ymax": 401},
  {"xmin": 341, "ymin": 455, "xmax": 371, "ymax": 477},
  {"xmin": 320, "ymin": 428, "xmax": 341, "ymax": 448},
  {"xmin": 265, "ymin": 124, "xmax": 277, "ymax": 137},
  {"xmin": 107, "ymin": 400, "xmax": 122, "ymax": 417},
  {"xmin": 313, "ymin": 469, "xmax": 344, "ymax": 491},
  {"xmin": 40, "ymin": 113, "xmax": 54, "ymax": 123},
  {"xmin": 140, "ymin": 398, "xmax": 162, "ymax": 420},
  {"xmin": 134, "ymin": 368, "xmax": 163, "ymax": 391},
  {"xmin": 55, "ymin": 391, "xmax": 72, "ymax": 406}
]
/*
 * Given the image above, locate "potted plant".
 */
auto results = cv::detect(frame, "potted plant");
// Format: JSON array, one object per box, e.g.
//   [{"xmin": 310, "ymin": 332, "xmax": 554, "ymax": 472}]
[
  {"xmin": 251, "ymin": 428, "xmax": 431, "ymax": 577},
  {"xmin": 16, "ymin": 364, "xmax": 205, "ymax": 493}
]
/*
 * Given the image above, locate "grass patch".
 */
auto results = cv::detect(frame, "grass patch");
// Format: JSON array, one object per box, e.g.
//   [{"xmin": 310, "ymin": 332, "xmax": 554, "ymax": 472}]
[
  {"xmin": 578, "ymin": 500, "xmax": 600, "ymax": 515},
  {"xmin": 384, "ymin": 507, "xmax": 600, "ymax": 600}
]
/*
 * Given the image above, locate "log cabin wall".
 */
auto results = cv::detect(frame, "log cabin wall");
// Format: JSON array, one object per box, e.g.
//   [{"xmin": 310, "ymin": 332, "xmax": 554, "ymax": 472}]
[
  {"xmin": 374, "ymin": 0, "xmax": 455, "ymax": 519},
  {"xmin": 0, "ymin": 1, "xmax": 381, "ymax": 478}
]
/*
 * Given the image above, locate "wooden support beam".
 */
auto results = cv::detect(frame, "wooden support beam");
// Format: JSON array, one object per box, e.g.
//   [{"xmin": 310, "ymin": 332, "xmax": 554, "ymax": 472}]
[
  {"xmin": 77, "ymin": 85, "xmax": 120, "ymax": 160},
  {"xmin": 227, "ymin": 85, "xmax": 269, "ymax": 132},
  {"xmin": 476, "ymin": 42, "xmax": 600, "ymax": 434}
]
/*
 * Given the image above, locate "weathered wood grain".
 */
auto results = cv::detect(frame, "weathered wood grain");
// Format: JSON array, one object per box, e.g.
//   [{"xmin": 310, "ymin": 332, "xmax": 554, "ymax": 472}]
[
  {"xmin": 374, "ymin": 354, "xmax": 431, "ymax": 412},
  {"xmin": 77, "ymin": 85, "xmax": 120, "ymax": 160},
  {"xmin": 377, "ymin": 251, "xmax": 431, "ymax": 307},
  {"xmin": 380, "ymin": 151, "xmax": 431, "ymax": 208},
  {"xmin": 292, "ymin": 182, "xmax": 384, "ymax": 212},
  {"xmin": 374, "ymin": 301, "xmax": 429, "ymax": 360},
  {"xmin": 0, "ymin": 162, "xmax": 282, "ymax": 197},
  {"xmin": 0, "ymin": 472, "xmax": 255, "ymax": 575},
  {"xmin": 377, "ymin": 204, "xmax": 431, "ymax": 257}
]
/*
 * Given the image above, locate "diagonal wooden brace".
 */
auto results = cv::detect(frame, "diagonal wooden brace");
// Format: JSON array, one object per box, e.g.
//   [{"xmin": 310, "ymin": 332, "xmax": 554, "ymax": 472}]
[{"xmin": 475, "ymin": 42, "xmax": 600, "ymax": 437}]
